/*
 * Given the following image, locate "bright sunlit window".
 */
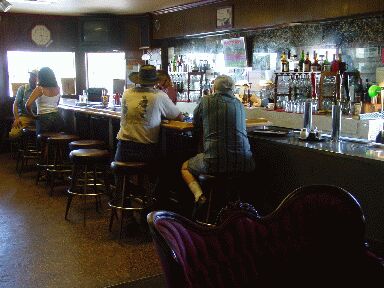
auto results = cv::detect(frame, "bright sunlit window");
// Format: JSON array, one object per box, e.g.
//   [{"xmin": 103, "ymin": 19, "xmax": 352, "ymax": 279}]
[
  {"xmin": 86, "ymin": 52, "xmax": 126, "ymax": 95},
  {"xmin": 7, "ymin": 51, "xmax": 76, "ymax": 97}
]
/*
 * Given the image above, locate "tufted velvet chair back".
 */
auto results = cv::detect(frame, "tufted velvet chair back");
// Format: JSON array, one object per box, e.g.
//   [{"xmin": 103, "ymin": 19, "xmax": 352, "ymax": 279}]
[{"xmin": 148, "ymin": 185, "xmax": 384, "ymax": 288}]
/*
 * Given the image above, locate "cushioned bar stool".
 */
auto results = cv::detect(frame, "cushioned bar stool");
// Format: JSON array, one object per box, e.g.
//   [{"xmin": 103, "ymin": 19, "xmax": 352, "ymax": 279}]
[
  {"xmin": 16, "ymin": 127, "xmax": 40, "ymax": 176},
  {"xmin": 109, "ymin": 161, "xmax": 153, "ymax": 238},
  {"xmin": 35, "ymin": 132, "xmax": 64, "ymax": 185},
  {"xmin": 65, "ymin": 149, "xmax": 111, "ymax": 224},
  {"xmin": 45, "ymin": 133, "xmax": 80, "ymax": 195},
  {"xmin": 193, "ymin": 173, "xmax": 242, "ymax": 224},
  {"xmin": 69, "ymin": 139, "xmax": 106, "ymax": 151}
]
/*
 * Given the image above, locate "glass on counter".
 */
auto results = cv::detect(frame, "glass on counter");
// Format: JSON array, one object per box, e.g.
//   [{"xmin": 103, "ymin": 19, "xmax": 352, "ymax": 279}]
[
  {"xmin": 79, "ymin": 90, "xmax": 88, "ymax": 103},
  {"xmin": 101, "ymin": 94, "xmax": 109, "ymax": 107}
]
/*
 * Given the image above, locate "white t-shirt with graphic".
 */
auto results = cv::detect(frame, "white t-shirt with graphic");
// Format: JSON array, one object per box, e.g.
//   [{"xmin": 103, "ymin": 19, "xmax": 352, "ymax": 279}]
[{"xmin": 117, "ymin": 87, "xmax": 181, "ymax": 144}]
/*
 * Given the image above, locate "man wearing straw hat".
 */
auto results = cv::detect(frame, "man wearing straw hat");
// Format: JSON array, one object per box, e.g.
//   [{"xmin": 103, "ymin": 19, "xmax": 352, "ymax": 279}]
[{"xmin": 115, "ymin": 64, "xmax": 183, "ymax": 162}]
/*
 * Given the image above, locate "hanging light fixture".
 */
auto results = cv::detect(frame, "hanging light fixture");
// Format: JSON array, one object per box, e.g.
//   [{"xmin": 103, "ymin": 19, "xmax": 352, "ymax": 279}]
[
  {"xmin": 0, "ymin": 0, "xmax": 12, "ymax": 12},
  {"xmin": 140, "ymin": 46, "xmax": 151, "ymax": 64}
]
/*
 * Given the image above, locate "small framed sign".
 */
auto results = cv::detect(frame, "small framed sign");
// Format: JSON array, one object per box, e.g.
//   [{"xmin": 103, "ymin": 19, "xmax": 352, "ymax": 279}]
[{"xmin": 216, "ymin": 6, "xmax": 233, "ymax": 29}]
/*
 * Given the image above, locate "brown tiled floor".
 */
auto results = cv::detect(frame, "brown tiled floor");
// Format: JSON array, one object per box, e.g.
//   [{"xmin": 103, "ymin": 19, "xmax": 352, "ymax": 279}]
[{"xmin": 0, "ymin": 153, "xmax": 162, "ymax": 288}]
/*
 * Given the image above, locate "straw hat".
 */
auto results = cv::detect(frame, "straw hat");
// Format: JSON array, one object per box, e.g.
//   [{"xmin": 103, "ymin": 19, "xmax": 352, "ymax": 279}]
[{"xmin": 129, "ymin": 65, "xmax": 165, "ymax": 85}]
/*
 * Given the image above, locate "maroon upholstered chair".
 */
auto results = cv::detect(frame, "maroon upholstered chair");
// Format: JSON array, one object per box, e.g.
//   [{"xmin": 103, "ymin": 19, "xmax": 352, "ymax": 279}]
[{"xmin": 147, "ymin": 184, "xmax": 384, "ymax": 288}]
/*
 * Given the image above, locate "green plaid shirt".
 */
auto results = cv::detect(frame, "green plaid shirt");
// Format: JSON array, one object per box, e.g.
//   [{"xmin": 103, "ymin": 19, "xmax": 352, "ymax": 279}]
[
  {"xmin": 190, "ymin": 92, "xmax": 254, "ymax": 174},
  {"xmin": 15, "ymin": 84, "xmax": 36, "ymax": 116}
]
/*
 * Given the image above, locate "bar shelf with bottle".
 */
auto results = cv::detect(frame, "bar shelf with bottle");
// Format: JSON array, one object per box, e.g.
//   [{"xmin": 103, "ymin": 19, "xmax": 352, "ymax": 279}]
[
  {"xmin": 187, "ymin": 71, "xmax": 205, "ymax": 103},
  {"xmin": 169, "ymin": 72, "xmax": 188, "ymax": 102},
  {"xmin": 273, "ymin": 71, "xmax": 322, "ymax": 113}
]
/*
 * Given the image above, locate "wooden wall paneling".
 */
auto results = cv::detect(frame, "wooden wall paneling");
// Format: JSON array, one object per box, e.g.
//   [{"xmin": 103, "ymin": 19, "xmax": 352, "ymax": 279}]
[
  {"xmin": 122, "ymin": 16, "xmax": 143, "ymax": 60},
  {"xmin": 153, "ymin": 0, "xmax": 384, "ymax": 39},
  {"xmin": 0, "ymin": 13, "xmax": 8, "ymax": 99},
  {"xmin": 234, "ymin": 0, "xmax": 278, "ymax": 29},
  {"xmin": 3, "ymin": 13, "xmax": 78, "ymax": 51},
  {"xmin": 153, "ymin": 1, "xmax": 226, "ymax": 39},
  {"xmin": 0, "ymin": 13, "xmax": 13, "ymax": 151},
  {"xmin": 139, "ymin": 14, "xmax": 152, "ymax": 49}
]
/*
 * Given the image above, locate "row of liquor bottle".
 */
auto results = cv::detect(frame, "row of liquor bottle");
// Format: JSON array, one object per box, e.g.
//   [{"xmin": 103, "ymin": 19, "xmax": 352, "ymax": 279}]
[
  {"xmin": 281, "ymin": 50, "xmax": 346, "ymax": 73},
  {"xmin": 168, "ymin": 55, "xmax": 211, "ymax": 73}
]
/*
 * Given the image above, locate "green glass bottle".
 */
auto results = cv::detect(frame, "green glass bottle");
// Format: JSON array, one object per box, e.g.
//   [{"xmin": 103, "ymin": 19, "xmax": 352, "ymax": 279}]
[{"xmin": 298, "ymin": 50, "xmax": 305, "ymax": 72}]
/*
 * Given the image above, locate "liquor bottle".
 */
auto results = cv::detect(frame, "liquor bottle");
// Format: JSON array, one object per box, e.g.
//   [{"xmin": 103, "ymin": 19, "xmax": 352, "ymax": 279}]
[
  {"xmin": 322, "ymin": 51, "xmax": 330, "ymax": 71},
  {"xmin": 242, "ymin": 89, "xmax": 248, "ymax": 105},
  {"xmin": 179, "ymin": 55, "xmax": 185, "ymax": 72},
  {"xmin": 349, "ymin": 77, "xmax": 361, "ymax": 116},
  {"xmin": 298, "ymin": 50, "xmax": 305, "ymax": 72},
  {"xmin": 248, "ymin": 88, "xmax": 252, "ymax": 107},
  {"xmin": 172, "ymin": 55, "xmax": 177, "ymax": 72},
  {"xmin": 323, "ymin": 51, "xmax": 330, "ymax": 65},
  {"xmin": 331, "ymin": 54, "xmax": 339, "ymax": 73},
  {"xmin": 354, "ymin": 78, "xmax": 363, "ymax": 103},
  {"xmin": 361, "ymin": 78, "xmax": 371, "ymax": 113},
  {"xmin": 303, "ymin": 52, "xmax": 311, "ymax": 72},
  {"xmin": 287, "ymin": 50, "xmax": 291, "ymax": 71},
  {"xmin": 338, "ymin": 53, "xmax": 346, "ymax": 74},
  {"xmin": 281, "ymin": 51, "xmax": 289, "ymax": 72},
  {"xmin": 363, "ymin": 79, "xmax": 371, "ymax": 102},
  {"xmin": 177, "ymin": 55, "xmax": 181, "ymax": 72},
  {"xmin": 312, "ymin": 51, "xmax": 320, "ymax": 72},
  {"xmin": 293, "ymin": 55, "xmax": 299, "ymax": 72}
]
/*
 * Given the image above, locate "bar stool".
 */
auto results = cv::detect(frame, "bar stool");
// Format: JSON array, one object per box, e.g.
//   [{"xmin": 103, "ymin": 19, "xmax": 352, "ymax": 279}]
[
  {"xmin": 69, "ymin": 139, "xmax": 106, "ymax": 151},
  {"xmin": 108, "ymin": 161, "xmax": 154, "ymax": 238},
  {"xmin": 65, "ymin": 149, "xmax": 111, "ymax": 224},
  {"xmin": 35, "ymin": 132, "xmax": 64, "ymax": 185},
  {"xmin": 45, "ymin": 134, "xmax": 80, "ymax": 195},
  {"xmin": 192, "ymin": 173, "xmax": 242, "ymax": 224},
  {"xmin": 16, "ymin": 127, "xmax": 40, "ymax": 176}
]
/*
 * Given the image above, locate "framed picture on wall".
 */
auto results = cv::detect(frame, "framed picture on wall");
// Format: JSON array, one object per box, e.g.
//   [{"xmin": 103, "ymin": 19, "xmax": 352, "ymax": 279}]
[{"xmin": 216, "ymin": 6, "xmax": 233, "ymax": 29}]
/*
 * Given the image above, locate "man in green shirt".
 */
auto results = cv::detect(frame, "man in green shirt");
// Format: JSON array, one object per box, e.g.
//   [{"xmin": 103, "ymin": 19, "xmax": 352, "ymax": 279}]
[{"xmin": 9, "ymin": 70, "xmax": 38, "ymax": 138}]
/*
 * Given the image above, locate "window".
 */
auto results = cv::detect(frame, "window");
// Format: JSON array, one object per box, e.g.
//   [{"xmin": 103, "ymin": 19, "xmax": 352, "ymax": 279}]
[
  {"xmin": 7, "ymin": 51, "xmax": 76, "ymax": 97},
  {"xmin": 86, "ymin": 52, "xmax": 126, "ymax": 95}
]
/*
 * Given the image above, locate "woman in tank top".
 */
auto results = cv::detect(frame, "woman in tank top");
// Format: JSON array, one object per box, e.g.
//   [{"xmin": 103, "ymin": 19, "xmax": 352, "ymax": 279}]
[{"xmin": 26, "ymin": 67, "xmax": 63, "ymax": 135}]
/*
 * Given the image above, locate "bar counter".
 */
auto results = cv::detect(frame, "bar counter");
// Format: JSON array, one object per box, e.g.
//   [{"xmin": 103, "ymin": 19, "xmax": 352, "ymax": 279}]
[
  {"xmin": 249, "ymin": 130, "xmax": 384, "ymax": 163},
  {"xmin": 248, "ymin": 132, "xmax": 384, "ymax": 254},
  {"xmin": 59, "ymin": 98, "xmax": 384, "ymax": 252}
]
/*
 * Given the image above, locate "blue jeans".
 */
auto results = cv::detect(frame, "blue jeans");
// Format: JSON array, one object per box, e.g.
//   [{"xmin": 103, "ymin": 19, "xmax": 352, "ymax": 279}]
[{"xmin": 114, "ymin": 140, "xmax": 160, "ymax": 163}]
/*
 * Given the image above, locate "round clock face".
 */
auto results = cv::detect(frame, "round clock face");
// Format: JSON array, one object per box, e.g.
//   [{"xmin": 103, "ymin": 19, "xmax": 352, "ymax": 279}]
[{"xmin": 31, "ymin": 25, "xmax": 51, "ymax": 46}]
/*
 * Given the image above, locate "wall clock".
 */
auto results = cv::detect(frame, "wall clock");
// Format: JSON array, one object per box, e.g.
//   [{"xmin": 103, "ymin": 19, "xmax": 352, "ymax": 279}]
[{"xmin": 31, "ymin": 24, "xmax": 51, "ymax": 46}]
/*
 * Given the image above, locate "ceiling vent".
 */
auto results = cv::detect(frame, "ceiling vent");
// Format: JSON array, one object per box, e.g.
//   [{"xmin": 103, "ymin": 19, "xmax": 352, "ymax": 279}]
[{"xmin": 152, "ymin": 0, "xmax": 225, "ymax": 15}]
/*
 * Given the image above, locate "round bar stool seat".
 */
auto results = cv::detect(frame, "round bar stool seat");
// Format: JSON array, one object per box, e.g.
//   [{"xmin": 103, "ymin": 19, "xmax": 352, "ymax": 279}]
[
  {"xmin": 44, "ymin": 133, "xmax": 80, "ymax": 195},
  {"xmin": 109, "ymin": 161, "xmax": 151, "ymax": 238},
  {"xmin": 37, "ymin": 132, "xmax": 63, "ymax": 143},
  {"xmin": 65, "ymin": 148, "xmax": 111, "ymax": 224},
  {"xmin": 194, "ymin": 173, "xmax": 242, "ymax": 224},
  {"xmin": 69, "ymin": 149, "xmax": 110, "ymax": 164},
  {"xmin": 69, "ymin": 139, "xmax": 105, "ymax": 151},
  {"xmin": 111, "ymin": 161, "xmax": 148, "ymax": 175},
  {"xmin": 47, "ymin": 133, "xmax": 80, "ymax": 142}
]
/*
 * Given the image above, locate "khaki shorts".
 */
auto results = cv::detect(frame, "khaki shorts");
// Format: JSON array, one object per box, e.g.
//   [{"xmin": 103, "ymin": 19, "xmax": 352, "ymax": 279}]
[{"xmin": 9, "ymin": 115, "xmax": 35, "ymax": 139}]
